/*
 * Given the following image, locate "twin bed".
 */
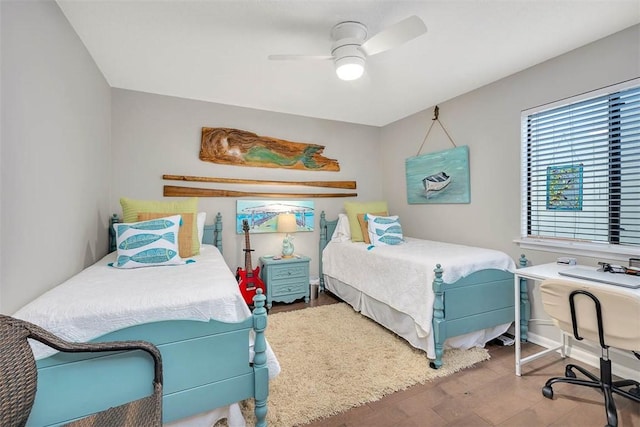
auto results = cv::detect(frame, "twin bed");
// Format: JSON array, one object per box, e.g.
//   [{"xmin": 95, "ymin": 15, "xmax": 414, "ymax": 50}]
[
  {"xmin": 319, "ymin": 211, "xmax": 529, "ymax": 369},
  {"xmin": 14, "ymin": 205, "xmax": 529, "ymax": 426},
  {"xmin": 14, "ymin": 213, "xmax": 277, "ymax": 427}
]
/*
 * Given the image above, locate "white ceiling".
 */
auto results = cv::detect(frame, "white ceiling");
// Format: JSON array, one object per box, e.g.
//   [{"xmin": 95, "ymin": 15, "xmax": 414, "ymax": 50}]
[{"xmin": 57, "ymin": 0, "xmax": 640, "ymax": 127}]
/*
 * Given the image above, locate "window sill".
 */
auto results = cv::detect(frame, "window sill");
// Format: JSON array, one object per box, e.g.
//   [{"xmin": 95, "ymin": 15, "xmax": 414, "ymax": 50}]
[{"xmin": 514, "ymin": 238, "xmax": 637, "ymax": 263}]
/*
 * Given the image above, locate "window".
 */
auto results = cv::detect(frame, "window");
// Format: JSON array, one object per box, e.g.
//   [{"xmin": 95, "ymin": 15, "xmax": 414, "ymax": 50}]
[{"xmin": 521, "ymin": 79, "xmax": 640, "ymax": 256}]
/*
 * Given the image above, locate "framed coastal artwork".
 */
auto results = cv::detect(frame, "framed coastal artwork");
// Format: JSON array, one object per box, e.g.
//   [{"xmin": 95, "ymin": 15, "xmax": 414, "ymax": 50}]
[
  {"xmin": 236, "ymin": 200, "xmax": 315, "ymax": 234},
  {"xmin": 546, "ymin": 164, "xmax": 583, "ymax": 211},
  {"xmin": 405, "ymin": 145, "xmax": 470, "ymax": 204},
  {"xmin": 200, "ymin": 127, "xmax": 340, "ymax": 171}
]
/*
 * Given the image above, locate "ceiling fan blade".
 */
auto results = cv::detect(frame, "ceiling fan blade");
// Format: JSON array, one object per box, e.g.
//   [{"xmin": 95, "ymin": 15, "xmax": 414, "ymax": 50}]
[
  {"xmin": 360, "ymin": 15, "xmax": 427, "ymax": 56},
  {"xmin": 268, "ymin": 54, "xmax": 333, "ymax": 61}
]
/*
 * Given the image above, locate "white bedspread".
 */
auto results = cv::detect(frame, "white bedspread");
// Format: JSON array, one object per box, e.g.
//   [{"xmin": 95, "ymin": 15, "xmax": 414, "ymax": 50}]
[
  {"xmin": 322, "ymin": 237, "xmax": 516, "ymax": 337},
  {"xmin": 14, "ymin": 245, "xmax": 280, "ymax": 376}
]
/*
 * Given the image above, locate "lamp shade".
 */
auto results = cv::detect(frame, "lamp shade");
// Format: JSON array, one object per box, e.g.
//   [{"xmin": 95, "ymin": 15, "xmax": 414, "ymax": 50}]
[{"xmin": 277, "ymin": 213, "xmax": 297, "ymax": 233}]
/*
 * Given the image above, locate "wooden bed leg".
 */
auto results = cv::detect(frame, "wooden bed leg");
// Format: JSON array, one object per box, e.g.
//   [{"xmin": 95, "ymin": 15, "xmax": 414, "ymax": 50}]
[
  {"xmin": 108, "ymin": 214, "xmax": 120, "ymax": 253},
  {"xmin": 319, "ymin": 211, "xmax": 327, "ymax": 292},
  {"xmin": 430, "ymin": 264, "xmax": 445, "ymax": 369},
  {"xmin": 518, "ymin": 254, "xmax": 530, "ymax": 342},
  {"xmin": 252, "ymin": 289, "xmax": 269, "ymax": 427},
  {"xmin": 214, "ymin": 212, "xmax": 223, "ymax": 254}
]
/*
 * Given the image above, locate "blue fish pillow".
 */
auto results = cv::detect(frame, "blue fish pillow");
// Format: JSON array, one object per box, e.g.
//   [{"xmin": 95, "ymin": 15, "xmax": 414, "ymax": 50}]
[
  {"xmin": 111, "ymin": 215, "xmax": 193, "ymax": 268},
  {"xmin": 365, "ymin": 214, "xmax": 404, "ymax": 246}
]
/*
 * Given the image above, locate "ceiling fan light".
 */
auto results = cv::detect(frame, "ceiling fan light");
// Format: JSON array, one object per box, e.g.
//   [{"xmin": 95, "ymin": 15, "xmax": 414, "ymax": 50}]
[{"xmin": 335, "ymin": 57, "xmax": 365, "ymax": 81}]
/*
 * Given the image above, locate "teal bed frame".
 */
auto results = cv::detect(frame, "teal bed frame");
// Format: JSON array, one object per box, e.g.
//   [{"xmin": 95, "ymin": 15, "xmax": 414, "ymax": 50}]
[
  {"xmin": 28, "ymin": 213, "xmax": 269, "ymax": 426},
  {"xmin": 318, "ymin": 211, "xmax": 530, "ymax": 369}
]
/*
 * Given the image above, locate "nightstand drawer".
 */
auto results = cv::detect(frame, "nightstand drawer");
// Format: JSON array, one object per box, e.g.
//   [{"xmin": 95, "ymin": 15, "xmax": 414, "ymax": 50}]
[
  {"xmin": 271, "ymin": 280, "xmax": 308, "ymax": 297},
  {"xmin": 270, "ymin": 263, "xmax": 308, "ymax": 280}
]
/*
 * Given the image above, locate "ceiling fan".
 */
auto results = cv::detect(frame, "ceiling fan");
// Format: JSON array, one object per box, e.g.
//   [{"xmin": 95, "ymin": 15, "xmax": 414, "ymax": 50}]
[{"xmin": 268, "ymin": 15, "xmax": 427, "ymax": 81}]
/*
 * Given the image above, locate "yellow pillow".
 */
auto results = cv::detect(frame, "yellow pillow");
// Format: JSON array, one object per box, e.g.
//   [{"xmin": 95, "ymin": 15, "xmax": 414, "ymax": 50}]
[
  {"xmin": 138, "ymin": 212, "xmax": 195, "ymax": 258},
  {"xmin": 344, "ymin": 201, "xmax": 389, "ymax": 242},
  {"xmin": 357, "ymin": 211, "xmax": 388, "ymax": 244},
  {"xmin": 120, "ymin": 197, "xmax": 200, "ymax": 255}
]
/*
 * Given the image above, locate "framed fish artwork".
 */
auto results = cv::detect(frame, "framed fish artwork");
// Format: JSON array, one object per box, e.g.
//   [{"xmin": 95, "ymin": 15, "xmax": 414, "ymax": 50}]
[
  {"xmin": 405, "ymin": 145, "xmax": 470, "ymax": 204},
  {"xmin": 546, "ymin": 164, "xmax": 583, "ymax": 211}
]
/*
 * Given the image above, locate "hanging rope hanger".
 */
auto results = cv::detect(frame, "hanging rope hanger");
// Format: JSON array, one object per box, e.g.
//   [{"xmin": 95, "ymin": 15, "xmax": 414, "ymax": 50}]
[{"xmin": 415, "ymin": 105, "xmax": 457, "ymax": 156}]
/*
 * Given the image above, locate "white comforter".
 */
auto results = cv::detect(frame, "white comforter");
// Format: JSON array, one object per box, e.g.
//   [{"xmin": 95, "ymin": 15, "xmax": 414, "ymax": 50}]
[
  {"xmin": 14, "ymin": 245, "xmax": 279, "ymax": 375},
  {"xmin": 322, "ymin": 237, "xmax": 516, "ymax": 338}
]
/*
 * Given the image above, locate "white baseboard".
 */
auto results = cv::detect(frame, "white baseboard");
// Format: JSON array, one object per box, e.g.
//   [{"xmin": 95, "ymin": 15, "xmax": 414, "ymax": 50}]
[{"xmin": 526, "ymin": 332, "xmax": 640, "ymax": 382}]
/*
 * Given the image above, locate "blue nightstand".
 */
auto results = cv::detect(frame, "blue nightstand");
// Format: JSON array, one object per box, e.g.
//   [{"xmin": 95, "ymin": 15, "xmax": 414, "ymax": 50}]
[{"xmin": 259, "ymin": 255, "xmax": 311, "ymax": 309}]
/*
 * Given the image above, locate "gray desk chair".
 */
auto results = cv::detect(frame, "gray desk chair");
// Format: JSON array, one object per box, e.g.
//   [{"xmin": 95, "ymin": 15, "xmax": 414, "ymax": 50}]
[
  {"xmin": 0, "ymin": 314, "xmax": 163, "ymax": 427},
  {"xmin": 540, "ymin": 279, "xmax": 640, "ymax": 427}
]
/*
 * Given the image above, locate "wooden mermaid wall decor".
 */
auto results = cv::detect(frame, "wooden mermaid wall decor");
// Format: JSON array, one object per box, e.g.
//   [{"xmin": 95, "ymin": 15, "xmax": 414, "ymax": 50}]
[{"xmin": 200, "ymin": 127, "xmax": 340, "ymax": 171}]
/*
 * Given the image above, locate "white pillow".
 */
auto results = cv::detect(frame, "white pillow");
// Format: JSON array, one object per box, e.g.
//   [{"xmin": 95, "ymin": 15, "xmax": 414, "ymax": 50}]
[
  {"xmin": 331, "ymin": 213, "xmax": 351, "ymax": 242},
  {"xmin": 365, "ymin": 214, "xmax": 404, "ymax": 246},
  {"xmin": 111, "ymin": 214, "xmax": 191, "ymax": 268},
  {"xmin": 197, "ymin": 212, "xmax": 206, "ymax": 244}
]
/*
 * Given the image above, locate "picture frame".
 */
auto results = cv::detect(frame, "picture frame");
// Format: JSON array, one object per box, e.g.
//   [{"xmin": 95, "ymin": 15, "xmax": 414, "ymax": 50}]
[
  {"xmin": 405, "ymin": 145, "xmax": 470, "ymax": 204},
  {"xmin": 546, "ymin": 164, "xmax": 583, "ymax": 211},
  {"xmin": 236, "ymin": 200, "xmax": 315, "ymax": 233}
]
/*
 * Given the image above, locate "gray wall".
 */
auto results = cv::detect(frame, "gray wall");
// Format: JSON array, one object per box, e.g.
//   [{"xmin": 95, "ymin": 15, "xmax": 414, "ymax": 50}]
[
  {"xmin": 1, "ymin": 0, "xmax": 111, "ymax": 313},
  {"xmin": 2, "ymin": 0, "xmax": 639, "ymax": 375},
  {"xmin": 380, "ymin": 24, "xmax": 640, "ymax": 371},
  {"xmin": 111, "ymin": 89, "xmax": 382, "ymax": 275},
  {"xmin": 382, "ymin": 25, "xmax": 639, "ymax": 260}
]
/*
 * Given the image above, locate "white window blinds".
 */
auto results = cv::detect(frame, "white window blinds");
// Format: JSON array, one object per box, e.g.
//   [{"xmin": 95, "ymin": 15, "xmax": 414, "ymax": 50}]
[{"xmin": 522, "ymin": 80, "xmax": 640, "ymax": 247}]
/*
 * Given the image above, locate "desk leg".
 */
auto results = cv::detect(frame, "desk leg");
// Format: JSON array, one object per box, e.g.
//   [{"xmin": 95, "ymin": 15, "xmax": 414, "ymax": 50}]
[
  {"xmin": 514, "ymin": 274, "xmax": 522, "ymax": 376},
  {"xmin": 515, "ymin": 274, "xmax": 565, "ymax": 374}
]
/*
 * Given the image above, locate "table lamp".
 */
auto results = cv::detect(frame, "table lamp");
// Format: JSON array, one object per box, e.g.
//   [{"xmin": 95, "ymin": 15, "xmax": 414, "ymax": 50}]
[{"xmin": 277, "ymin": 213, "xmax": 297, "ymax": 258}]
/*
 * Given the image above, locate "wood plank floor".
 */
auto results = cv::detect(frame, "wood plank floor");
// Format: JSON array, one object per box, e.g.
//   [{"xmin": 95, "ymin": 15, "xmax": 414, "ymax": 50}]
[{"xmin": 269, "ymin": 292, "xmax": 640, "ymax": 427}]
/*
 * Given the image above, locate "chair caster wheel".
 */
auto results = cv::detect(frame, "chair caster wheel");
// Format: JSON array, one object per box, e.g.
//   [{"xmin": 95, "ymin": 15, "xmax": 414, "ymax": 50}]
[
  {"xmin": 565, "ymin": 367, "xmax": 576, "ymax": 378},
  {"xmin": 542, "ymin": 386, "xmax": 554, "ymax": 399}
]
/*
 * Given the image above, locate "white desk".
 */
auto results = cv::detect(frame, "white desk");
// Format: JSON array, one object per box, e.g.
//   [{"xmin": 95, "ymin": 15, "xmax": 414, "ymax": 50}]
[{"xmin": 513, "ymin": 262, "xmax": 640, "ymax": 376}]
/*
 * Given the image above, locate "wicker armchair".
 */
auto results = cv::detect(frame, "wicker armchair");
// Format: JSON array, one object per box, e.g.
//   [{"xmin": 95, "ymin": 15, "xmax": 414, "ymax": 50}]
[{"xmin": 0, "ymin": 314, "xmax": 163, "ymax": 427}]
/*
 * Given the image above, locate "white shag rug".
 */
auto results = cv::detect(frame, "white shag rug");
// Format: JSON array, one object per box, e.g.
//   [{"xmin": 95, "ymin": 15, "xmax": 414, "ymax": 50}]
[{"xmin": 231, "ymin": 303, "xmax": 490, "ymax": 426}]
